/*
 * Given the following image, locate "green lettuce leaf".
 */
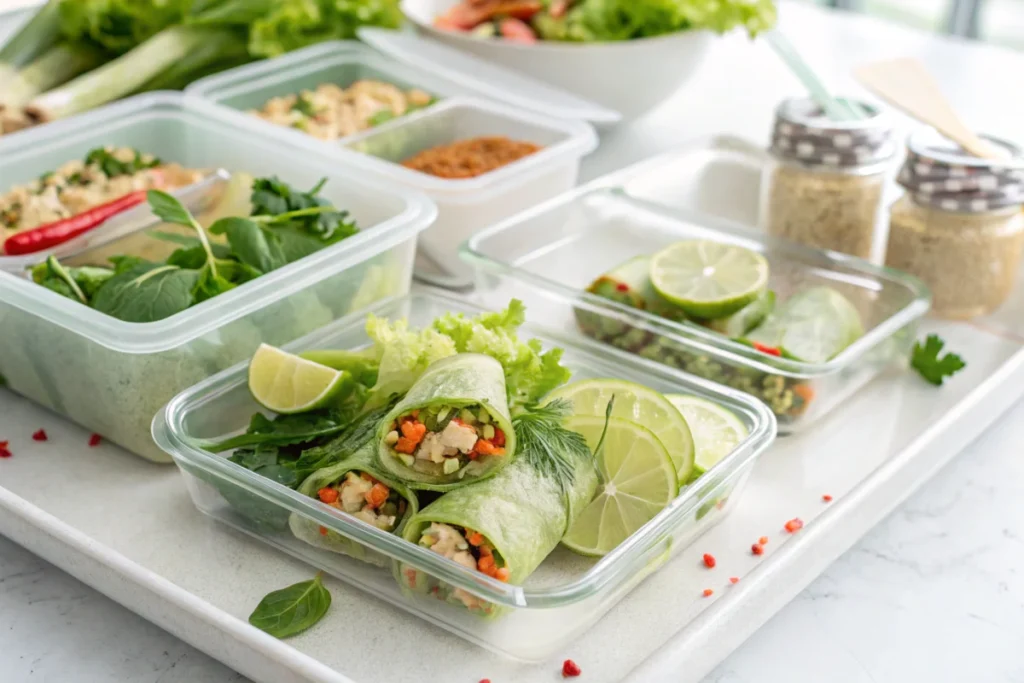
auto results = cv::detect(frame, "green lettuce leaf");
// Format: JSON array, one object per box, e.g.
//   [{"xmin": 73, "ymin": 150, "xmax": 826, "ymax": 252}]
[{"xmin": 363, "ymin": 316, "xmax": 457, "ymax": 408}]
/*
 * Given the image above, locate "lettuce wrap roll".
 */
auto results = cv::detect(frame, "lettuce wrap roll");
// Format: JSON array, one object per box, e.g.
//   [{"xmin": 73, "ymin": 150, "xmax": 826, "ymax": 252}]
[
  {"xmin": 398, "ymin": 402, "xmax": 599, "ymax": 616},
  {"xmin": 377, "ymin": 354, "xmax": 516, "ymax": 491},
  {"xmin": 290, "ymin": 442, "xmax": 419, "ymax": 566}
]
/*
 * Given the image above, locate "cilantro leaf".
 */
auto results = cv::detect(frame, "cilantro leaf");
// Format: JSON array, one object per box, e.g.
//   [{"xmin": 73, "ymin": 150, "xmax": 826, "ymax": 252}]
[
  {"xmin": 250, "ymin": 176, "xmax": 358, "ymax": 241},
  {"xmin": 911, "ymin": 334, "xmax": 966, "ymax": 386}
]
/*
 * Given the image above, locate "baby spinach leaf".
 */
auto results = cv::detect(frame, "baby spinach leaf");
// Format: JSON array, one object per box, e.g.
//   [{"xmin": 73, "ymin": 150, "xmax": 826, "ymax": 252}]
[
  {"xmin": 292, "ymin": 402, "xmax": 392, "ymax": 480},
  {"xmin": 205, "ymin": 410, "xmax": 350, "ymax": 453},
  {"xmin": 250, "ymin": 176, "xmax": 357, "ymax": 241},
  {"xmin": 108, "ymin": 254, "xmax": 152, "ymax": 274},
  {"xmin": 148, "ymin": 189, "xmax": 199, "ymax": 229},
  {"xmin": 210, "ymin": 217, "xmax": 287, "ymax": 273},
  {"xmin": 90, "ymin": 263, "xmax": 199, "ymax": 323},
  {"xmin": 166, "ymin": 241, "xmax": 234, "ymax": 269},
  {"xmin": 235, "ymin": 442, "xmax": 281, "ymax": 470},
  {"xmin": 31, "ymin": 256, "xmax": 95, "ymax": 304},
  {"xmin": 252, "ymin": 463, "xmax": 299, "ymax": 488},
  {"xmin": 248, "ymin": 574, "xmax": 331, "ymax": 639}
]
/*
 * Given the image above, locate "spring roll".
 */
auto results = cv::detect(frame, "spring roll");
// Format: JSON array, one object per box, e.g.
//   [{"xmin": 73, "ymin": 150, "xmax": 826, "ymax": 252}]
[{"xmin": 377, "ymin": 354, "xmax": 516, "ymax": 491}]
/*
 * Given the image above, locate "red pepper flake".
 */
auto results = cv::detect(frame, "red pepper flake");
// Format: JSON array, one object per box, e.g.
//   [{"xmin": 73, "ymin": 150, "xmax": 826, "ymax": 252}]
[
  {"xmin": 822, "ymin": 494, "xmax": 833, "ymax": 503},
  {"xmin": 32, "ymin": 429, "xmax": 48, "ymax": 442},
  {"xmin": 562, "ymin": 659, "xmax": 581, "ymax": 678},
  {"xmin": 752, "ymin": 342, "xmax": 782, "ymax": 357},
  {"xmin": 0, "ymin": 440, "xmax": 11, "ymax": 458},
  {"xmin": 319, "ymin": 526, "xmax": 329, "ymax": 536},
  {"xmin": 88, "ymin": 433, "xmax": 102, "ymax": 447},
  {"xmin": 784, "ymin": 518, "xmax": 804, "ymax": 533},
  {"xmin": 702, "ymin": 588, "xmax": 714, "ymax": 597},
  {"xmin": 702, "ymin": 553, "xmax": 716, "ymax": 569},
  {"xmin": 751, "ymin": 543, "xmax": 764, "ymax": 556},
  {"xmin": 480, "ymin": 679, "xmax": 491, "ymax": 683},
  {"xmin": 758, "ymin": 536, "xmax": 769, "ymax": 546},
  {"xmin": 615, "ymin": 282, "xmax": 629, "ymax": 292},
  {"xmin": 729, "ymin": 577, "xmax": 740, "ymax": 584}
]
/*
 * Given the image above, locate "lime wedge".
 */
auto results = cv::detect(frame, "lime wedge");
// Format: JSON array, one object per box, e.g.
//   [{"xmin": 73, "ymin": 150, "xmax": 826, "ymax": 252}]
[
  {"xmin": 745, "ymin": 287, "xmax": 864, "ymax": 363},
  {"xmin": 248, "ymin": 344, "xmax": 351, "ymax": 414},
  {"xmin": 561, "ymin": 416, "xmax": 677, "ymax": 557},
  {"xmin": 666, "ymin": 395, "xmax": 748, "ymax": 479},
  {"xmin": 546, "ymin": 378, "xmax": 694, "ymax": 482},
  {"xmin": 649, "ymin": 240, "xmax": 769, "ymax": 319}
]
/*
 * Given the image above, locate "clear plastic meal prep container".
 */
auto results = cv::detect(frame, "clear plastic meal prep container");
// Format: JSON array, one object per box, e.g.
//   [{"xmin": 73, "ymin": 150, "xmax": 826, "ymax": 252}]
[
  {"xmin": 153, "ymin": 290, "xmax": 776, "ymax": 661},
  {"xmin": 0, "ymin": 92, "xmax": 436, "ymax": 463},
  {"xmin": 185, "ymin": 34, "xmax": 607, "ymax": 286},
  {"xmin": 462, "ymin": 185, "xmax": 932, "ymax": 434}
]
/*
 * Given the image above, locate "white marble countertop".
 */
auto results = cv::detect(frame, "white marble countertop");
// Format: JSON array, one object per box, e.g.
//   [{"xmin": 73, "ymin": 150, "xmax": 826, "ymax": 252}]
[{"xmin": 2, "ymin": 1, "xmax": 1024, "ymax": 681}]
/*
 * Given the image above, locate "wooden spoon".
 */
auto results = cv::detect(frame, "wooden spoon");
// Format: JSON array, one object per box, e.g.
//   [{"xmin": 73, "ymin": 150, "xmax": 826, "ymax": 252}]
[{"xmin": 854, "ymin": 57, "xmax": 1006, "ymax": 159}]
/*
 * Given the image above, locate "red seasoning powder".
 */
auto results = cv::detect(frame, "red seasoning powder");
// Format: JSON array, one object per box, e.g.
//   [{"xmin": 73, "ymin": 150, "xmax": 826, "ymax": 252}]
[{"xmin": 401, "ymin": 136, "xmax": 541, "ymax": 179}]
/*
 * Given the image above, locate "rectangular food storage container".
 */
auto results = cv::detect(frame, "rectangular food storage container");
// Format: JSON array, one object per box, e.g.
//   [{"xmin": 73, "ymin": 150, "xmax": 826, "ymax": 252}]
[
  {"xmin": 153, "ymin": 290, "xmax": 775, "ymax": 661},
  {"xmin": 0, "ymin": 92, "xmax": 435, "ymax": 463},
  {"xmin": 462, "ymin": 185, "xmax": 932, "ymax": 433}
]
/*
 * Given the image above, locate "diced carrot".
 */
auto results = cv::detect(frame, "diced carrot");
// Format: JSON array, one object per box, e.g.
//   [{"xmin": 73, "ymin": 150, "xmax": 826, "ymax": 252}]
[
  {"xmin": 395, "ymin": 437, "xmax": 418, "ymax": 454},
  {"xmin": 493, "ymin": 447, "xmax": 506, "ymax": 456},
  {"xmin": 400, "ymin": 420, "xmax": 427, "ymax": 444},
  {"xmin": 318, "ymin": 487, "xmax": 339, "ymax": 504},
  {"xmin": 319, "ymin": 526, "xmax": 329, "ymax": 536},
  {"xmin": 495, "ymin": 567, "xmax": 510, "ymax": 582},
  {"xmin": 793, "ymin": 384, "xmax": 815, "ymax": 403},
  {"xmin": 365, "ymin": 483, "xmax": 390, "ymax": 509},
  {"xmin": 474, "ymin": 439, "xmax": 499, "ymax": 456},
  {"xmin": 468, "ymin": 532, "xmax": 484, "ymax": 546},
  {"xmin": 479, "ymin": 544, "xmax": 493, "ymax": 557},
  {"xmin": 491, "ymin": 427, "xmax": 506, "ymax": 447},
  {"xmin": 478, "ymin": 555, "xmax": 496, "ymax": 572}
]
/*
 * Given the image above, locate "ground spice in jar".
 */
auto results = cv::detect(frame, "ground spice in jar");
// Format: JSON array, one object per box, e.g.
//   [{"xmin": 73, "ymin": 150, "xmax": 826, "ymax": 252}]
[
  {"xmin": 762, "ymin": 98, "xmax": 896, "ymax": 261},
  {"xmin": 885, "ymin": 131, "xmax": 1024, "ymax": 319},
  {"xmin": 401, "ymin": 136, "xmax": 541, "ymax": 179}
]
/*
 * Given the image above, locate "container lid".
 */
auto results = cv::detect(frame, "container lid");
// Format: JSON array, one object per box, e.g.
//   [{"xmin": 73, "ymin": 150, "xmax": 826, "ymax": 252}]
[
  {"xmin": 358, "ymin": 28, "xmax": 622, "ymax": 126},
  {"xmin": 899, "ymin": 128, "xmax": 1024, "ymax": 213},
  {"xmin": 770, "ymin": 96, "xmax": 896, "ymax": 171}
]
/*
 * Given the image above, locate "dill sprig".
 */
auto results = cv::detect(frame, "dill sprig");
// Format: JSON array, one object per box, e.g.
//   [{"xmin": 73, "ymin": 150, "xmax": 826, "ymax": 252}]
[{"xmin": 513, "ymin": 397, "xmax": 614, "ymax": 492}]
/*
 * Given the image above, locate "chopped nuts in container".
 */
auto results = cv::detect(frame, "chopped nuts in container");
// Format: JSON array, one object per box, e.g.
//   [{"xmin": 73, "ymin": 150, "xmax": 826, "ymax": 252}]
[
  {"xmin": 886, "ymin": 130, "xmax": 1024, "ymax": 320},
  {"xmin": 761, "ymin": 97, "xmax": 897, "ymax": 261}
]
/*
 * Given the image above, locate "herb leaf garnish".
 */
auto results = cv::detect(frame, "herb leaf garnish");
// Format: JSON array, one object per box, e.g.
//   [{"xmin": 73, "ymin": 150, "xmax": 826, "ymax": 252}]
[
  {"xmin": 911, "ymin": 334, "xmax": 966, "ymax": 386},
  {"xmin": 512, "ymin": 399, "xmax": 593, "ymax": 493},
  {"xmin": 248, "ymin": 573, "xmax": 332, "ymax": 639}
]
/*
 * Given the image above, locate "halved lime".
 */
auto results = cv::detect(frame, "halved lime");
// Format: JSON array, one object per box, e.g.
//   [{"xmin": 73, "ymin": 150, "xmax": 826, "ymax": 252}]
[
  {"xmin": 666, "ymin": 395, "xmax": 748, "ymax": 480},
  {"xmin": 546, "ymin": 379, "xmax": 694, "ymax": 482},
  {"xmin": 561, "ymin": 416, "xmax": 677, "ymax": 557},
  {"xmin": 649, "ymin": 240, "xmax": 769, "ymax": 319},
  {"xmin": 248, "ymin": 344, "xmax": 351, "ymax": 414},
  {"xmin": 745, "ymin": 287, "xmax": 864, "ymax": 363}
]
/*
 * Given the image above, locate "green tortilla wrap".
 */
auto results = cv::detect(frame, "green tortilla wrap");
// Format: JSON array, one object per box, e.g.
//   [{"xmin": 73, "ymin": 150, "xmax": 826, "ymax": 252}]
[
  {"xmin": 397, "ymin": 419, "xmax": 599, "ymax": 617},
  {"xmin": 377, "ymin": 354, "xmax": 516, "ymax": 491},
  {"xmin": 290, "ymin": 443, "xmax": 420, "ymax": 567}
]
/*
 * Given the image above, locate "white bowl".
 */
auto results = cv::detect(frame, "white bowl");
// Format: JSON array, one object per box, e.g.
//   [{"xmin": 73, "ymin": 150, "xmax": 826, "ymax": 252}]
[{"xmin": 401, "ymin": 0, "xmax": 715, "ymax": 120}]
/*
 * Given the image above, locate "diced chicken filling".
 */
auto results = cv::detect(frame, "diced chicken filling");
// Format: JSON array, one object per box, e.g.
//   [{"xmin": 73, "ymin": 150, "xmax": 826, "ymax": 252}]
[
  {"xmin": 317, "ymin": 472, "xmax": 406, "ymax": 532},
  {"xmin": 419, "ymin": 522, "xmax": 511, "ymax": 609},
  {"xmin": 386, "ymin": 405, "xmax": 507, "ymax": 476},
  {"xmin": 250, "ymin": 81, "xmax": 435, "ymax": 141},
  {"xmin": 0, "ymin": 146, "xmax": 204, "ymax": 241}
]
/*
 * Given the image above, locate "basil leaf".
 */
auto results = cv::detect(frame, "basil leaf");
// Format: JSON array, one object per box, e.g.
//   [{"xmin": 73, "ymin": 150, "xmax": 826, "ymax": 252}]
[
  {"xmin": 249, "ymin": 574, "xmax": 331, "ymax": 639},
  {"xmin": 90, "ymin": 263, "xmax": 199, "ymax": 322}
]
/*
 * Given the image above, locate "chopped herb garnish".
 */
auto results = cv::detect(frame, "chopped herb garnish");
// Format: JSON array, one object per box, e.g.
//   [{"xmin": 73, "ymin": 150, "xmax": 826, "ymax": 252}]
[{"xmin": 911, "ymin": 334, "xmax": 966, "ymax": 386}]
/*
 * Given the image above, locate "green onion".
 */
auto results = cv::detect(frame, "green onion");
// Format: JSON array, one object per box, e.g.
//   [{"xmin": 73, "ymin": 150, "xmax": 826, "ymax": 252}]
[
  {"xmin": 0, "ymin": 0, "xmax": 63, "ymax": 108},
  {"xmin": 0, "ymin": 42, "xmax": 106, "ymax": 110}
]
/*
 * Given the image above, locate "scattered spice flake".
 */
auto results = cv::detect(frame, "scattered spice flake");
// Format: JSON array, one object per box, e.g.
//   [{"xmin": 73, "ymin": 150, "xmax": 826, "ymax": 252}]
[
  {"xmin": 822, "ymin": 494, "xmax": 833, "ymax": 503},
  {"xmin": 88, "ymin": 433, "xmax": 102, "ymax": 447},
  {"xmin": 702, "ymin": 553, "xmax": 716, "ymax": 569},
  {"xmin": 319, "ymin": 526, "xmax": 329, "ymax": 536},
  {"xmin": 729, "ymin": 577, "xmax": 740, "ymax": 585},
  {"xmin": 0, "ymin": 440, "xmax": 11, "ymax": 458},
  {"xmin": 758, "ymin": 536, "xmax": 769, "ymax": 545},
  {"xmin": 32, "ymin": 429, "xmax": 48, "ymax": 442},
  {"xmin": 752, "ymin": 342, "xmax": 782, "ymax": 356},
  {"xmin": 480, "ymin": 679, "xmax": 492, "ymax": 683},
  {"xmin": 784, "ymin": 518, "xmax": 804, "ymax": 533},
  {"xmin": 702, "ymin": 588, "xmax": 714, "ymax": 597},
  {"xmin": 615, "ymin": 282, "xmax": 629, "ymax": 292},
  {"xmin": 562, "ymin": 659, "xmax": 581, "ymax": 678},
  {"xmin": 751, "ymin": 543, "xmax": 764, "ymax": 556}
]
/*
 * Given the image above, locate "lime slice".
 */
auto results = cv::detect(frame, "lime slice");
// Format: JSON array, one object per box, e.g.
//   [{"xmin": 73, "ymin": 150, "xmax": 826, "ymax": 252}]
[
  {"xmin": 666, "ymin": 395, "xmax": 748, "ymax": 479},
  {"xmin": 561, "ymin": 416, "xmax": 677, "ymax": 557},
  {"xmin": 649, "ymin": 240, "xmax": 769, "ymax": 319},
  {"xmin": 546, "ymin": 379, "xmax": 694, "ymax": 482},
  {"xmin": 745, "ymin": 287, "xmax": 864, "ymax": 363},
  {"xmin": 248, "ymin": 344, "xmax": 351, "ymax": 414},
  {"xmin": 704, "ymin": 290, "xmax": 775, "ymax": 338}
]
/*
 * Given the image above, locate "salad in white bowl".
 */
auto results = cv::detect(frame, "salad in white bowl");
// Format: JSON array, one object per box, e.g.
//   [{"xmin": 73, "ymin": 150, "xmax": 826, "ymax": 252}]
[{"xmin": 402, "ymin": 0, "xmax": 776, "ymax": 119}]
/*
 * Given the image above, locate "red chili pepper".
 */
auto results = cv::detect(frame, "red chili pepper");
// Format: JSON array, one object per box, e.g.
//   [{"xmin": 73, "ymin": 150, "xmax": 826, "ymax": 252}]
[
  {"xmin": 702, "ymin": 553, "xmax": 716, "ymax": 569},
  {"xmin": 784, "ymin": 518, "xmax": 804, "ymax": 533},
  {"xmin": 562, "ymin": 659, "xmax": 581, "ymax": 678},
  {"xmin": 758, "ymin": 536, "xmax": 769, "ymax": 546},
  {"xmin": 751, "ymin": 543, "xmax": 764, "ymax": 556},
  {"xmin": 491, "ymin": 427, "xmax": 506, "ymax": 448},
  {"xmin": 0, "ymin": 440, "xmax": 11, "ymax": 458},
  {"xmin": 32, "ymin": 429, "xmax": 48, "ymax": 442},
  {"xmin": 88, "ymin": 433, "xmax": 102, "ymax": 447},
  {"xmin": 3, "ymin": 190, "xmax": 149, "ymax": 256},
  {"xmin": 702, "ymin": 588, "xmax": 714, "ymax": 597},
  {"xmin": 729, "ymin": 577, "xmax": 740, "ymax": 585},
  {"xmin": 752, "ymin": 342, "xmax": 782, "ymax": 357},
  {"xmin": 822, "ymin": 494, "xmax": 833, "ymax": 503}
]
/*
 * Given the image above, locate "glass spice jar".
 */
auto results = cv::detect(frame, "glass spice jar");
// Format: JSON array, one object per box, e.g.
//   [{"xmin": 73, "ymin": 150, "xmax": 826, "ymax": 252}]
[
  {"xmin": 761, "ymin": 97, "xmax": 897, "ymax": 262},
  {"xmin": 885, "ymin": 130, "xmax": 1024, "ymax": 320}
]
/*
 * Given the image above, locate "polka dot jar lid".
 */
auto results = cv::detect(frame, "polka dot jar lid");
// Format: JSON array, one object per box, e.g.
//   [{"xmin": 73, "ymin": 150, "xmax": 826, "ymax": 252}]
[
  {"xmin": 898, "ymin": 128, "xmax": 1024, "ymax": 213},
  {"xmin": 770, "ymin": 97, "xmax": 896, "ymax": 171}
]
